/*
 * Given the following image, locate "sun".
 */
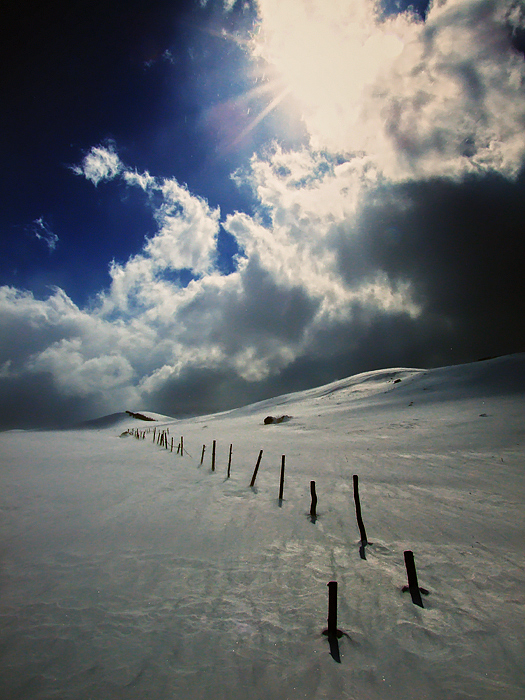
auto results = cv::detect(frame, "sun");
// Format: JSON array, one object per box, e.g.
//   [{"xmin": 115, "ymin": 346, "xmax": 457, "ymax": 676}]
[{"xmin": 248, "ymin": 0, "xmax": 405, "ymax": 148}]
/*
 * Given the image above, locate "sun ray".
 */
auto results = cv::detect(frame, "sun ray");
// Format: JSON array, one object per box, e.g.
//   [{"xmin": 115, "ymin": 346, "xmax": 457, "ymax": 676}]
[{"xmin": 221, "ymin": 86, "xmax": 291, "ymax": 153}]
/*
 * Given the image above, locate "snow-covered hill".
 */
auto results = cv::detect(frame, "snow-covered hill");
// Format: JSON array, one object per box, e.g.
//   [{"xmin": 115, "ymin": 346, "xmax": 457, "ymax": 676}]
[{"xmin": 1, "ymin": 355, "xmax": 524, "ymax": 699}]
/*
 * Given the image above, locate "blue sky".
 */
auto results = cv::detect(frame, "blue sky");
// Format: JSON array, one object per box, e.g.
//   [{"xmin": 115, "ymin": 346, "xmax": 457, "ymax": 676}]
[{"xmin": 1, "ymin": 0, "xmax": 525, "ymax": 429}]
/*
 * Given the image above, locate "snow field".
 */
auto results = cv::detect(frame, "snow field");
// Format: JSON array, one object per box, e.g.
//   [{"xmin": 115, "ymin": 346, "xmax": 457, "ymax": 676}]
[{"xmin": 1, "ymin": 355, "xmax": 524, "ymax": 698}]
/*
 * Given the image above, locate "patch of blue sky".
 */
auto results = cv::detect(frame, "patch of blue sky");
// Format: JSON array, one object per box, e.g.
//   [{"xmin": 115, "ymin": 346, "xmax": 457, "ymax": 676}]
[
  {"xmin": 156, "ymin": 267, "xmax": 196, "ymax": 287},
  {"xmin": 379, "ymin": 0, "xmax": 431, "ymax": 21},
  {"xmin": 216, "ymin": 228, "xmax": 241, "ymax": 275}
]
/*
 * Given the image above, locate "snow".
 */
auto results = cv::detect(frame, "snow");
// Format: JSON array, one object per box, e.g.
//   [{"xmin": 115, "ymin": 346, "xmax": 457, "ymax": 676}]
[{"xmin": 1, "ymin": 354, "xmax": 524, "ymax": 699}]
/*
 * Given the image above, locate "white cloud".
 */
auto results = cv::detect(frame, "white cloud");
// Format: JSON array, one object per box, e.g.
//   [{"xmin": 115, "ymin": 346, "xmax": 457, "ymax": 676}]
[
  {"xmin": 123, "ymin": 169, "xmax": 156, "ymax": 191},
  {"xmin": 72, "ymin": 143, "xmax": 122, "ymax": 185},
  {"xmin": 74, "ymin": 158, "xmax": 220, "ymax": 311},
  {"xmin": 252, "ymin": 0, "xmax": 525, "ymax": 179},
  {"xmin": 148, "ymin": 178, "xmax": 219, "ymax": 275},
  {"xmin": 227, "ymin": 146, "xmax": 419, "ymax": 326},
  {"xmin": 29, "ymin": 339, "xmax": 136, "ymax": 398}
]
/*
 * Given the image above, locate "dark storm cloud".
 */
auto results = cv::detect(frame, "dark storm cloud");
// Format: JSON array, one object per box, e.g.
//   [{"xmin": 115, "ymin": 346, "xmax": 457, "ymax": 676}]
[
  {"xmin": 178, "ymin": 255, "xmax": 320, "ymax": 351},
  {"xmin": 0, "ymin": 289, "xmax": 80, "ymax": 371},
  {"xmin": 0, "ymin": 373, "xmax": 104, "ymax": 431},
  {"xmin": 143, "ymin": 365, "xmax": 263, "ymax": 418},
  {"xmin": 330, "ymin": 170, "xmax": 525, "ymax": 368}
]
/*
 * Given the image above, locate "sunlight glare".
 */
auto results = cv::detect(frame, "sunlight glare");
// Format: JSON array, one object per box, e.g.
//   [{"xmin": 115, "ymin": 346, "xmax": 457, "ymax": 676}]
[{"xmin": 251, "ymin": 0, "xmax": 405, "ymax": 145}]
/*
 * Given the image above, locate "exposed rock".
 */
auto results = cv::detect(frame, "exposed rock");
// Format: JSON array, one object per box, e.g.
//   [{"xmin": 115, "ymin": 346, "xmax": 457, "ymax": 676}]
[
  {"xmin": 125, "ymin": 411, "xmax": 156, "ymax": 421},
  {"xmin": 264, "ymin": 415, "xmax": 291, "ymax": 425}
]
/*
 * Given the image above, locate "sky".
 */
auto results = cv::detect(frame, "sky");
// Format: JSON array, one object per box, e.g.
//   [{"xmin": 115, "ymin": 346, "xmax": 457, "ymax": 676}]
[{"xmin": 1, "ymin": 0, "xmax": 525, "ymax": 429}]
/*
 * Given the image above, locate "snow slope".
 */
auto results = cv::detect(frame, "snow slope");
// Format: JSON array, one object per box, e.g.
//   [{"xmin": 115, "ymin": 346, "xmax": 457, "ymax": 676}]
[{"xmin": 1, "ymin": 354, "xmax": 524, "ymax": 699}]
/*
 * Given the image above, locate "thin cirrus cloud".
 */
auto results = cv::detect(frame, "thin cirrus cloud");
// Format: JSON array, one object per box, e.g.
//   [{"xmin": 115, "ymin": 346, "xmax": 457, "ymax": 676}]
[
  {"xmin": 1, "ymin": 0, "xmax": 524, "ymax": 429},
  {"xmin": 28, "ymin": 217, "xmax": 59, "ymax": 252}
]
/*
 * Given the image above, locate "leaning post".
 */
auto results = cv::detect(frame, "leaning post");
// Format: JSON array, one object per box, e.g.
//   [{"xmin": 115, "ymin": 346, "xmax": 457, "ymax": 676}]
[{"xmin": 249, "ymin": 450, "xmax": 263, "ymax": 487}]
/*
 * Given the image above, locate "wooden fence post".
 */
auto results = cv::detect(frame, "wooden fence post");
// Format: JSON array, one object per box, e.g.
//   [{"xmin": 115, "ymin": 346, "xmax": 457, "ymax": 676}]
[
  {"xmin": 323, "ymin": 581, "xmax": 343, "ymax": 638},
  {"xmin": 353, "ymin": 475, "xmax": 368, "ymax": 545},
  {"xmin": 402, "ymin": 550, "xmax": 428, "ymax": 607},
  {"xmin": 211, "ymin": 440, "xmax": 216, "ymax": 471},
  {"xmin": 180, "ymin": 436, "xmax": 184, "ymax": 456},
  {"xmin": 279, "ymin": 455, "xmax": 285, "ymax": 501},
  {"xmin": 249, "ymin": 450, "xmax": 263, "ymax": 487},
  {"xmin": 200, "ymin": 445, "xmax": 206, "ymax": 466},
  {"xmin": 310, "ymin": 481, "xmax": 317, "ymax": 520},
  {"xmin": 227, "ymin": 444, "xmax": 232, "ymax": 478}
]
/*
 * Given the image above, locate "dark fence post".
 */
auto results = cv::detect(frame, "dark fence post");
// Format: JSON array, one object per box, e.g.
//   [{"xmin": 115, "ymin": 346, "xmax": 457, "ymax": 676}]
[
  {"xmin": 180, "ymin": 436, "xmax": 184, "ymax": 456},
  {"xmin": 403, "ymin": 550, "xmax": 427, "ymax": 607},
  {"xmin": 227, "ymin": 444, "xmax": 232, "ymax": 478},
  {"xmin": 323, "ymin": 581, "xmax": 343, "ymax": 639},
  {"xmin": 249, "ymin": 450, "xmax": 263, "ymax": 487},
  {"xmin": 200, "ymin": 445, "xmax": 206, "ymax": 466},
  {"xmin": 327, "ymin": 581, "xmax": 338, "ymax": 636},
  {"xmin": 212, "ymin": 440, "xmax": 216, "ymax": 471},
  {"xmin": 310, "ymin": 481, "xmax": 317, "ymax": 520},
  {"xmin": 279, "ymin": 455, "xmax": 285, "ymax": 501},
  {"xmin": 353, "ymin": 475, "xmax": 368, "ymax": 545}
]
